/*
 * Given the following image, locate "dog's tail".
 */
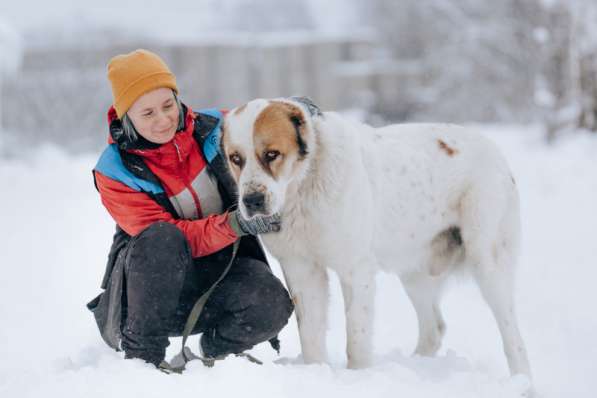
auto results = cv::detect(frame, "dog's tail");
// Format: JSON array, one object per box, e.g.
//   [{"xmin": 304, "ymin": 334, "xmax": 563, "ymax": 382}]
[{"xmin": 427, "ymin": 226, "xmax": 465, "ymax": 276}]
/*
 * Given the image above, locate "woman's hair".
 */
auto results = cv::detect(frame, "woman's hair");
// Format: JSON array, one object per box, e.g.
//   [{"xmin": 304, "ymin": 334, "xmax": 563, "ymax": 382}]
[{"xmin": 121, "ymin": 90, "xmax": 185, "ymax": 142}]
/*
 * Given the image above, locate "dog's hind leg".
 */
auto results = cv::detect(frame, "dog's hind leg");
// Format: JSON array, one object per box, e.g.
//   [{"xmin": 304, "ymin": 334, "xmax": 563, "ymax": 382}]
[
  {"xmin": 473, "ymin": 263, "xmax": 531, "ymax": 377},
  {"xmin": 461, "ymin": 177, "xmax": 531, "ymax": 378},
  {"xmin": 280, "ymin": 259, "xmax": 329, "ymax": 364},
  {"xmin": 338, "ymin": 266, "xmax": 376, "ymax": 369},
  {"xmin": 401, "ymin": 271, "xmax": 447, "ymax": 356}
]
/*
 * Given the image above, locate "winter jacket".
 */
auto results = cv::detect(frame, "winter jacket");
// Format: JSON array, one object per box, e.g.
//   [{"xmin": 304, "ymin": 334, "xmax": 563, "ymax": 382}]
[
  {"xmin": 87, "ymin": 103, "xmax": 267, "ymax": 350},
  {"xmin": 94, "ymin": 105, "xmax": 238, "ymax": 258}
]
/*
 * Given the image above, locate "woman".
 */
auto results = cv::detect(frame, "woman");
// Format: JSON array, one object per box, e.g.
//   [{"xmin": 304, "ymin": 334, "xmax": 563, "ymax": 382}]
[{"xmin": 87, "ymin": 49, "xmax": 293, "ymax": 369}]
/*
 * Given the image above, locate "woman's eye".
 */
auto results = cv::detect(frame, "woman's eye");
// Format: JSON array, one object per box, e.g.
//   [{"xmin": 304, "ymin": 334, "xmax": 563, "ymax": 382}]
[
  {"xmin": 265, "ymin": 150, "xmax": 280, "ymax": 162},
  {"xmin": 143, "ymin": 112, "xmax": 153, "ymax": 117},
  {"xmin": 164, "ymin": 103, "xmax": 173, "ymax": 109}
]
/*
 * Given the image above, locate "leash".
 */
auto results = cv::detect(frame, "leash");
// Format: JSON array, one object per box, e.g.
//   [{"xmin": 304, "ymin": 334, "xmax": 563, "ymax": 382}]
[{"xmin": 163, "ymin": 240, "xmax": 250, "ymax": 374}]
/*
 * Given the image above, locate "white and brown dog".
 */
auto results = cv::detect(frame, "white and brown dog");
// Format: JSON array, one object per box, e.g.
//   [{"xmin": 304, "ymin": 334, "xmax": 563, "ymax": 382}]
[{"xmin": 221, "ymin": 97, "xmax": 531, "ymax": 377}]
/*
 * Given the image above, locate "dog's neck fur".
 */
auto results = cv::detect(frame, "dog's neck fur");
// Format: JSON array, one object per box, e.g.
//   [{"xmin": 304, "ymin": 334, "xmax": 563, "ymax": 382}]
[{"xmin": 285, "ymin": 112, "xmax": 357, "ymax": 216}]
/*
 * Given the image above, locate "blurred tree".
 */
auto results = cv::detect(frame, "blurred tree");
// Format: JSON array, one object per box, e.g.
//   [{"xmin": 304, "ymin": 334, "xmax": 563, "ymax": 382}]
[
  {"xmin": 537, "ymin": 0, "xmax": 597, "ymax": 140},
  {"xmin": 365, "ymin": 0, "xmax": 545, "ymax": 123},
  {"xmin": 572, "ymin": 1, "xmax": 597, "ymax": 133}
]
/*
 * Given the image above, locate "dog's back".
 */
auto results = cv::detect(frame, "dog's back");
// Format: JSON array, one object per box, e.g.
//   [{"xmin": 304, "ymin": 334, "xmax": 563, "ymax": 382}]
[{"xmin": 315, "ymin": 118, "xmax": 520, "ymax": 277}]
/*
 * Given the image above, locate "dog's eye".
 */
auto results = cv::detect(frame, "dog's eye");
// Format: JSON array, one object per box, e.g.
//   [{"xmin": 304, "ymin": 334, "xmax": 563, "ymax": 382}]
[
  {"xmin": 229, "ymin": 153, "xmax": 243, "ymax": 167},
  {"xmin": 264, "ymin": 150, "xmax": 280, "ymax": 162}
]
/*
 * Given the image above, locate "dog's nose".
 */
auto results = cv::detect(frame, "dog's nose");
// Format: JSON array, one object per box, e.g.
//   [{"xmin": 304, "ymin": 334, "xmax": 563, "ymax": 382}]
[{"xmin": 242, "ymin": 192, "xmax": 266, "ymax": 213}]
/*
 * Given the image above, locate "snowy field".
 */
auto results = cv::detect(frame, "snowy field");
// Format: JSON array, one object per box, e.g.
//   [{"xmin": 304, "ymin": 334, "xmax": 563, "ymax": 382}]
[{"xmin": 1, "ymin": 125, "xmax": 596, "ymax": 398}]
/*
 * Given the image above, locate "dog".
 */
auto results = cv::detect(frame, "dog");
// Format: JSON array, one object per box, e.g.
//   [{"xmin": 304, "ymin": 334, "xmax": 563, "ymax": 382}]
[{"xmin": 220, "ymin": 97, "xmax": 531, "ymax": 377}]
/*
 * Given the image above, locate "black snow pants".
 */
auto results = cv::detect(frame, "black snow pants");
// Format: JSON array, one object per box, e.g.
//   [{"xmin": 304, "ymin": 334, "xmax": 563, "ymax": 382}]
[{"xmin": 113, "ymin": 222, "xmax": 293, "ymax": 366}]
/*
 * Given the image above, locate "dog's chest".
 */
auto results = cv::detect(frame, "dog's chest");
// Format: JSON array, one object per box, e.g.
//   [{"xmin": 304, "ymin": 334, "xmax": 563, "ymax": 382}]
[{"xmin": 262, "ymin": 201, "xmax": 334, "ymax": 262}]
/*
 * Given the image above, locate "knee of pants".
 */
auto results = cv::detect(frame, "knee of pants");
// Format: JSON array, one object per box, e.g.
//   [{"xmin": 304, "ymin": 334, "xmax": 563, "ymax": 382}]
[
  {"xmin": 126, "ymin": 221, "xmax": 191, "ymax": 274},
  {"xmin": 239, "ymin": 264, "xmax": 294, "ymax": 335},
  {"xmin": 263, "ymin": 279, "xmax": 294, "ymax": 334},
  {"xmin": 135, "ymin": 221, "xmax": 187, "ymax": 249}
]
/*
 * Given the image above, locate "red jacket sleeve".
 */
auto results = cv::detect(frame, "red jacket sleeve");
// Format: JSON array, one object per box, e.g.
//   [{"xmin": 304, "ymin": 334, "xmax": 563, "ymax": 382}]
[{"xmin": 95, "ymin": 171, "xmax": 238, "ymax": 258}]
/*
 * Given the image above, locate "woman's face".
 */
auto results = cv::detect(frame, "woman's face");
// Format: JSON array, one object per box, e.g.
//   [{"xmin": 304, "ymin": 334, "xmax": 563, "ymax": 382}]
[{"xmin": 127, "ymin": 87, "xmax": 179, "ymax": 144}]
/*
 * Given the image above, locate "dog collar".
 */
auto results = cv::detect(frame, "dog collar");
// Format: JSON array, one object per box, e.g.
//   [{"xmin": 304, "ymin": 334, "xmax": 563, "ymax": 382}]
[{"xmin": 290, "ymin": 96, "xmax": 323, "ymax": 117}]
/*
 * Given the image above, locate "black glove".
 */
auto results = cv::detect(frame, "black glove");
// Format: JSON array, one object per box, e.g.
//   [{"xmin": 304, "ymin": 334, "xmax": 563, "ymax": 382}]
[{"xmin": 228, "ymin": 210, "xmax": 282, "ymax": 236}]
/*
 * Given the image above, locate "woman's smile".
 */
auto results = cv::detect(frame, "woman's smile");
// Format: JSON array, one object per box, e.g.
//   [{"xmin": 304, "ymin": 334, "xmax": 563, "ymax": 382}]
[{"xmin": 127, "ymin": 87, "xmax": 180, "ymax": 144}]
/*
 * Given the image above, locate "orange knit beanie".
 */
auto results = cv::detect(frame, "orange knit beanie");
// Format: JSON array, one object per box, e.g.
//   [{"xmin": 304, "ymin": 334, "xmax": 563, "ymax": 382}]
[{"xmin": 107, "ymin": 49, "xmax": 178, "ymax": 118}]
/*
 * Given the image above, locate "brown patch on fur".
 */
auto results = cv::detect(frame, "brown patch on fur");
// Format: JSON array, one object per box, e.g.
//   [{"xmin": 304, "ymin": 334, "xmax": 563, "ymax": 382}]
[
  {"xmin": 233, "ymin": 103, "xmax": 247, "ymax": 115},
  {"xmin": 438, "ymin": 139, "xmax": 458, "ymax": 156},
  {"xmin": 253, "ymin": 101, "xmax": 307, "ymax": 179}
]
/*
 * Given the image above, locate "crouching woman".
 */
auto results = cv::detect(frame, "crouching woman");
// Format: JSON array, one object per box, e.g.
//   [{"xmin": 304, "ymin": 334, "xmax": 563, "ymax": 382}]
[{"xmin": 87, "ymin": 49, "xmax": 293, "ymax": 368}]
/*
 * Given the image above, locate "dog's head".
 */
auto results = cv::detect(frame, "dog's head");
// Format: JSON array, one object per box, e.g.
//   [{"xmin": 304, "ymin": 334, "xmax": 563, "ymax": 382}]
[{"xmin": 221, "ymin": 98, "xmax": 319, "ymax": 219}]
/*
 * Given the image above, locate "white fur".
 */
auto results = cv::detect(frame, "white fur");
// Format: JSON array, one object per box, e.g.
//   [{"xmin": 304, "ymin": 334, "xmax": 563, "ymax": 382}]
[{"xmin": 224, "ymin": 99, "xmax": 531, "ymax": 377}]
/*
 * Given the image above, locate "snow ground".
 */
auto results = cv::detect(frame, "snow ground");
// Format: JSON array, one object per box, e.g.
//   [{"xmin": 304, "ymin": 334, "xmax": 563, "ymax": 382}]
[{"xmin": 1, "ymin": 125, "xmax": 596, "ymax": 397}]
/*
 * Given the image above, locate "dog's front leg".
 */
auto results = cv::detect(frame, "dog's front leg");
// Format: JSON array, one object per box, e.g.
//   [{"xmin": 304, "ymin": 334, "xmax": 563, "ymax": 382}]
[
  {"xmin": 338, "ymin": 267, "xmax": 376, "ymax": 369},
  {"xmin": 280, "ymin": 259, "xmax": 329, "ymax": 364}
]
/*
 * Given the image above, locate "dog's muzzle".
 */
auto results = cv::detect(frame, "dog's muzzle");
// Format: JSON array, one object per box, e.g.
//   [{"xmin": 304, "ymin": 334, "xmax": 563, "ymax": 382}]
[{"xmin": 242, "ymin": 191, "xmax": 267, "ymax": 217}]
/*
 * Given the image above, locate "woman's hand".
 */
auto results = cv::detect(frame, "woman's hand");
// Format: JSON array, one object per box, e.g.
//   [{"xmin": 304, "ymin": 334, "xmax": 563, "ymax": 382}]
[{"xmin": 228, "ymin": 210, "xmax": 282, "ymax": 236}]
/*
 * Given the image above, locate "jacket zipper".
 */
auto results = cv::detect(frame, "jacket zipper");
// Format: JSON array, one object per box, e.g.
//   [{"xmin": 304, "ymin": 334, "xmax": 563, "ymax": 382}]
[
  {"xmin": 173, "ymin": 141, "xmax": 183, "ymax": 162},
  {"xmin": 173, "ymin": 137, "xmax": 203, "ymax": 218}
]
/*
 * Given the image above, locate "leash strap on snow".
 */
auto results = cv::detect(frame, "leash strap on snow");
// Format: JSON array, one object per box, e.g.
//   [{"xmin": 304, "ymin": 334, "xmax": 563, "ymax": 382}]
[{"xmin": 169, "ymin": 240, "xmax": 240, "ymax": 373}]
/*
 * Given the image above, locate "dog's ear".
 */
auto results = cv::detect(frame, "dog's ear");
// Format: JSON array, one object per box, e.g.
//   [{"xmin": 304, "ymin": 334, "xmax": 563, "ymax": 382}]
[{"xmin": 281, "ymin": 102, "xmax": 309, "ymax": 159}]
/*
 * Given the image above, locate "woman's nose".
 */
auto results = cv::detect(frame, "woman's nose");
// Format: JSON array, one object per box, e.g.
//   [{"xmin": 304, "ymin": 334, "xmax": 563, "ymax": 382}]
[{"xmin": 155, "ymin": 111, "xmax": 171, "ymax": 128}]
